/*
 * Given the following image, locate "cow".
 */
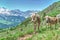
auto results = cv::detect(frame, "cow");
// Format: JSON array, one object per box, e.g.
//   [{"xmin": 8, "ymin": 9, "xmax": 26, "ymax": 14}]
[
  {"xmin": 31, "ymin": 13, "xmax": 41, "ymax": 33},
  {"xmin": 44, "ymin": 16, "xmax": 58, "ymax": 29}
]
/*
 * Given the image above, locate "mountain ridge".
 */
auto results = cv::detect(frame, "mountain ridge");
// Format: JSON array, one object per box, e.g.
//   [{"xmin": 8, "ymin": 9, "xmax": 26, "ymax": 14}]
[{"xmin": 0, "ymin": 7, "xmax": 38, "ymax": 28}]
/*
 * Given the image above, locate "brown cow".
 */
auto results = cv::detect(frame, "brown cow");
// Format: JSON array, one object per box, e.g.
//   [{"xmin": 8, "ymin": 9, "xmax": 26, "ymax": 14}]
[
  {"xmin": 31, "ymin": 13, "xmax": 41, "ymax": 33},
  {"xmin": 44, "ymin": 16, "xmax": 58, "ymax": 29}
]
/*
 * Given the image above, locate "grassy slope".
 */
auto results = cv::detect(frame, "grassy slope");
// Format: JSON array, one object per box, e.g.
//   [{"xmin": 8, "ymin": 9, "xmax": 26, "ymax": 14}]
[
  {"xmin": 0, "ymin": 1, "xmax": 60, "ymax": 40},
  {"xmin": 26, "ymin": 1, "xmax": 60, "ymax": 40}
]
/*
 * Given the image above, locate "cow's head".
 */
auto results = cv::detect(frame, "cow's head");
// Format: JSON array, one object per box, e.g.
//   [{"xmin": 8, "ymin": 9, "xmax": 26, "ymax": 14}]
[{"xmin": 31, "ymin": 13, "xmax": 36, "ymax": 22}]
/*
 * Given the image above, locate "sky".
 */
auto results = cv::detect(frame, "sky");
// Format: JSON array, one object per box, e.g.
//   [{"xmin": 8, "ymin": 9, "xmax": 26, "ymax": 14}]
[{"xmin": 0, "ymin": 0, "xmax": 59, "ymax": 11}]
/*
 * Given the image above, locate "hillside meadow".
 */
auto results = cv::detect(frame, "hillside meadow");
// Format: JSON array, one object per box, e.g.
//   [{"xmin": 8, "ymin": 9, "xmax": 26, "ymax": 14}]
[{"xmin": 0, "ymin": 1, "xmax": 60, "ymax": 40}]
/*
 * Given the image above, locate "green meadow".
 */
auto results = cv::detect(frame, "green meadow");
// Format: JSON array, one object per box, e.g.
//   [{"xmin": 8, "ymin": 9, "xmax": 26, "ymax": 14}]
[{"xmin": 0, "ymin": 1, "xmax": 60, "ymax": 40}]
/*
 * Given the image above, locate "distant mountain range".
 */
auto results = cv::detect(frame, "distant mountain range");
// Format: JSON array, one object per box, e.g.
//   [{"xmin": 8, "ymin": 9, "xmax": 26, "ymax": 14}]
[{"xmin": 0, "ymin": 7, "xmax": 38, "ymax": 28}]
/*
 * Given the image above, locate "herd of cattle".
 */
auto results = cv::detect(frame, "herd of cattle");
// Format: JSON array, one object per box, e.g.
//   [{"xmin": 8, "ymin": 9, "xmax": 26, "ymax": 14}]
[{"xmin": 31, "ymin": 13, "xmax": 60, "ymax": 33}]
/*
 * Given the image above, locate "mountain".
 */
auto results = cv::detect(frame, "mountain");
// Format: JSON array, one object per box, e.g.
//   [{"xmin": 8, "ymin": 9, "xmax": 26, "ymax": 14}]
[
  {"xmin": 0, "ymin": 7, "xmax": 38, "ymax": 28},
  {"xmin": 24, "ymin": 10, "xmax": 38, "ymax": 18},
  {"xmin": 10, "ymin": 9, "xmax": 38, "ymax": 18}
]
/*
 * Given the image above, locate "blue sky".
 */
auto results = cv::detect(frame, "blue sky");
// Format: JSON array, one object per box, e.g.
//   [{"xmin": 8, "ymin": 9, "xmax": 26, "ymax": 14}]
[{"xmin": 0, "ymin": 0, "xmax": 59, "ymax": 11}]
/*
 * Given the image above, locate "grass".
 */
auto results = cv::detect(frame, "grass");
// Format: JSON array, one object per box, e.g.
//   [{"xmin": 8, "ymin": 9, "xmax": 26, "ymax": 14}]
[
  {"xmin": 0, "ymin": 22, "xmax": 34, "ymax": 40},
  {"xmin": 0, "ymin": 21, "xmax": 60, "ymax": 40},
  {"xmin": 26, "ymin": 24, "xmax": 60, "ymax": 40}
]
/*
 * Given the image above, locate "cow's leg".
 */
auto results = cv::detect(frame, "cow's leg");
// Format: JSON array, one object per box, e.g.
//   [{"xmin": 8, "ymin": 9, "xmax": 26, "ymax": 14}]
[
  {"xmin": 55, "ymin": 20, "xmax": 58, "ymax": 29},
  {"xmin": 55, "ymin": 23, "xmax": 57, "ymax": 29},
  {"xmin": 34, "ymin": 23, "xmax": 37, "ymax": 34},
  {"xmin": 50, "ymin": 23, "xmax": 53, "ymax": 30},
  {"xmin": 50, "ymin": 24, "xmax": 51, "ymax": 29},
  {"xmin": 47, "ymin": 23, "xmax": 49, "ymax": 29},
  {"xmin": 48, "ymin": 23, "xmax": 52, "ymax": 30},
  {"xmin": 48, "ymin": 23, "xmax": 50, "ymax": 30},
  {"xmin": 38, "ymin": 23, "xmax": 40, "ymax": 31}
]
